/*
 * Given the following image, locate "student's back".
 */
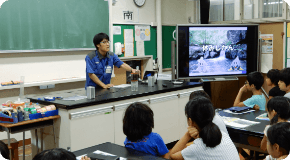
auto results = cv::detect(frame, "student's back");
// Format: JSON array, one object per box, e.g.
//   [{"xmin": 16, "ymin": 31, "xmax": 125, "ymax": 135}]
[
  {"xmin": 123, "ymin": 102, "xmax": 169, "ymax": 158},
  {"xmin": 170, "ymin": 97, "xmax": 239, "ymax": 160},
  {"xmin": 124, "ymin": 132, "xmax": 168, "ymax": 157},
  {"xmin": 182, "ymin": 131, "xmax": 239, "ymax": 160},
  {"xmin": 189, "ymin": 90, "xmax": 228, "ymax": 135}
]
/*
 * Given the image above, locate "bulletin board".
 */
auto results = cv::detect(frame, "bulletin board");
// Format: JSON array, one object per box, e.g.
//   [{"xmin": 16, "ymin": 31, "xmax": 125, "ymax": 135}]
[{"xmin": 259, "ymin": 23, "xmax": 284, "ymax": 70}]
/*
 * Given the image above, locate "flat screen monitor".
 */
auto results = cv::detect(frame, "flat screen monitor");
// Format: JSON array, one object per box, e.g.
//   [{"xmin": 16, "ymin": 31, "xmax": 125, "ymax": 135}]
[{"xmin": 177, "ymin": 24, "xmax": 259, "ymax": 80}]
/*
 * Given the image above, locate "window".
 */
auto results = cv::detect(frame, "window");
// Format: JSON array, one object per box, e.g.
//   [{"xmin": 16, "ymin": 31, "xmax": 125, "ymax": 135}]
[
  {"xmin": 243, "ymin": 0, "xmax": 260, "ymax": 19},
  {"xmin": 263, "ymin": 0, "xmax": 283, "ymax": 18},
  {"xmin": 209, "ymin": 0, "xmax": 240, "ymax": 22}
]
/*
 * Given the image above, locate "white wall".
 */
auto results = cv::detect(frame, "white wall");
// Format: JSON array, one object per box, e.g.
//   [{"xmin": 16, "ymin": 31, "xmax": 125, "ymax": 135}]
[
  {"xmin": 112, "ymin": 0, "xmax": 189, "ymax": 25},
  {"xmin": 0, "ymin": 52, "xmax": 87, "ymax": 83},
  {"xmin": 112, "ymin": 0, "xmax": 156, "ymax": 24},
  {"xmin": 162, "ymin": 0, "xmax": 188, "ymax": 25}
]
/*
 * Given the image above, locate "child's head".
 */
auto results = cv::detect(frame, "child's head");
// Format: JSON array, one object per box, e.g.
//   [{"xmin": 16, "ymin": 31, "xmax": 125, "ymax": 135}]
[
  {"xmin": 266, "ymin": 69, "xmax": 280, "ymax": 86},
  {"xmin": 123, "ymin": 102, "xmax": 154, "ymax": 142},
  {"xmin": 246, "ymin": 71, "xmax": 264, "ymax": 91},
  {"xmin": 0, "ymin": 140, "xmax": 9, "ymax": 160},
  {"xmin": 266, "ymin": 96, "xmax": 290, "ymax": 125},
  {"xmin": 189, "ymin": 90, "xmax": 210, "ymax": 101},
  {"xmin": 32, "ymin": 148, "xmax": 76, "ymax": 160},
  {"xmin": 185, "ymin": 97, "xmax": 222, "ymax": 148},
  {"xmin": 278, "ymin": 68, "xmax": 290, "ymax": 92},
  {"xmin": 267, "ymin": 122, "xmax": 290, "ymax": 159}
]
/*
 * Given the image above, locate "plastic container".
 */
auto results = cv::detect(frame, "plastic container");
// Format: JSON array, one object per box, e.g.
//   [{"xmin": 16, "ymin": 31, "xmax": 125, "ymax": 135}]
[
  {"xmin": 131, "ymin": 73, "xmax": 139, "ymax": 92},
  {"xmin": 29, "ymin": 109, "xmax": 58, "ymax": 120}
]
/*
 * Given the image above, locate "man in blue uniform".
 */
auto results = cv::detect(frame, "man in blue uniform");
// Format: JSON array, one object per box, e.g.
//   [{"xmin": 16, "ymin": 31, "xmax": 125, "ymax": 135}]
[{"xmin": 85, "ymin": 33, "xmax": 139, "ymax": 89}]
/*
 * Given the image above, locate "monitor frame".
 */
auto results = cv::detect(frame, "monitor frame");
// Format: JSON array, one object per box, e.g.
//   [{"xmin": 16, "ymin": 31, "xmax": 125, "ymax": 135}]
[{"xmin": 176, "ymin": 24, "xmax": 260, "ymax": 80}]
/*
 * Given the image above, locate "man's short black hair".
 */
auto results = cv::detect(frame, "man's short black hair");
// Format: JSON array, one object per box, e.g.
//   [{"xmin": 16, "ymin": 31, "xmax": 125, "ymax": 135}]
[
  {"xmin": 279, "ymin": 68, "xmax": 290, "ymax": 86},
  {"xmin": 93, "ymin": 33, "xmax": 109, "ymax": 50},
  {"xmin": 247, "ymin": 71, "xmax": 264, "ymax": 90},
  {"xmin": 267, "ymin": 69, "xmax": 280, "ymax": 86},
  {"xmin": 32, "ymin": 148, "xmax": 76, "ymax": 160},
  {"xmin": 123, "ymin": 102, "xmax": 154, "ymax": 142},
  {"xmin": 189, "ymin": 90, "xmax": 211, "ymax": 101}
]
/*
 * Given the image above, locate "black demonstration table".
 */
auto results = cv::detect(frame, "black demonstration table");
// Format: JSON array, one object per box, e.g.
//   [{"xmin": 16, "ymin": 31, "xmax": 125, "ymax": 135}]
[{"xmin": 28, "ymin": 80, "xmax": 203, "ymax": 110}]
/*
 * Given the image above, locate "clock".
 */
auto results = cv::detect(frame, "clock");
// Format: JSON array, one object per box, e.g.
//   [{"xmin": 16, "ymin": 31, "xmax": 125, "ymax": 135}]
[{"xmin": 133, "ymin": 0, "xmax": 146, "ymax": 7}]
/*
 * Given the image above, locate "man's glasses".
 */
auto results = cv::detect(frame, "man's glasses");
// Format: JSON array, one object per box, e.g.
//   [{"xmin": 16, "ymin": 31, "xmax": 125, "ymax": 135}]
[
  {"xmin": 245, "ymin": 81, "xmax": 248, "ymax": 85},
  {"xmin": 100, "ymin": 41, "xmax": 110, "ymax": 44}
]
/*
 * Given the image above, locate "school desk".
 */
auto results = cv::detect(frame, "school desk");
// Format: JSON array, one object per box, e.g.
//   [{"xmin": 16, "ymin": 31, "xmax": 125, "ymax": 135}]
[
  {"xmin": 73, "ymin": 142, "xmax": 167, "ymax": 160},
  {"xmin": 0, "ymin": 115, "xmax": 60, "ymax": 160},
  {"xmin": 218, "ymin": 110, "xmax": 269, "ymax": 159}
]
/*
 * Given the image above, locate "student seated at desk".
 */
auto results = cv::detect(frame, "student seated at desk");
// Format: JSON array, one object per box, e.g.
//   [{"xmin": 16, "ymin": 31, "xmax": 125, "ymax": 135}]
[
  {"xmin": 170, "ymin": 97, "xmax": 239, "ymax": 160},
  {"xmin": 123, "ymin": 102, "xmax": 169, "ymax": 159},
  {"xmin": 265, "ymin": 122, "xmax": 290, "ymax": 160},
  {"xmin": 189, "ymin": 90, "xmax": 228, "ymax": 135},
  {"xmin": 260, "ymin": 96, "xmax": 290, "ymax": 154},
  {"xmin": 233, "ymin": 71, "xmax": 266, "ymax": 111},
  {"xmin": 32, "ymin": 148, "xmax": 90, "ymax": 160},
  {"xmin": 266, "ymin": 69, "xmax": 286, "ymax": 100},
  {"xmin": 0, "ymin": 140, "xmax": 9, "ymax": 160},
  {"xmin": 278, "ymin": 68, "xmax": 290, "ymax": 98}
]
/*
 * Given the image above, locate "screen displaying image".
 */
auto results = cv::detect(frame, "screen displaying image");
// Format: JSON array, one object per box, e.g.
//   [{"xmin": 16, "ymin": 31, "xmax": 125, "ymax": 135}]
[{"xmin": 188, "ymin": 27, "xmax": 248, "ymax": 77}]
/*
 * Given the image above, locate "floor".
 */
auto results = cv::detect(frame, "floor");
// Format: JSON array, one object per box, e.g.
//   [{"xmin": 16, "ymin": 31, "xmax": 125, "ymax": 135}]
[{"xmin": 18, "ymin": 144, "xmax": 32, "ymax": 160}]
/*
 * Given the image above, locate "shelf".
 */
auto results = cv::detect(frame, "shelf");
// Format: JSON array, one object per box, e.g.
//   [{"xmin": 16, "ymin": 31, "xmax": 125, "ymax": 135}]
[{"xmin": 0, "ymin": 77, "xmax": 86, "ymax": 90}]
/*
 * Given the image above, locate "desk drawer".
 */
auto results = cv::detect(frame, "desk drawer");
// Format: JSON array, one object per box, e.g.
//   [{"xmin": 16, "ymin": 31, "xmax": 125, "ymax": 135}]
[
  {"xmin": 69, "ymin": 106, "xmax": 113, "ymax": 119},
  {"xmin": 150, "ymin": 94, "xmax": 178, "ymax": 104}
]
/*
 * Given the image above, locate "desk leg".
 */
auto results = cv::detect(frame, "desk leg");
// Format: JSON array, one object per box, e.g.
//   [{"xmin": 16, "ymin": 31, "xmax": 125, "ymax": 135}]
[
  {"xmin": 23, "ymin": 132, "xmax": 25, "ymax": 160},
  {"xmin": 41, "ymin": 128, "xmax": 43, "ymax": 151},
  {"xmin": 7, "ymin": 131, "xmax": 11, "ymax": 160},
  {"xmin": 52, "ymin": 121, "xmax": 56, "ymax": 148},
  {"xmin": 35, "ymin": 129, "xmax": 38, "ymax": 153}
]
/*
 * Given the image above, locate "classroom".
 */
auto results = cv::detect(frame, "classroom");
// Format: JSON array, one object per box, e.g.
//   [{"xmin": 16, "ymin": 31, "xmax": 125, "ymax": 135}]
[{"xmin": 0, "ymin": 0, "xmax": 290, "ymax": 160}]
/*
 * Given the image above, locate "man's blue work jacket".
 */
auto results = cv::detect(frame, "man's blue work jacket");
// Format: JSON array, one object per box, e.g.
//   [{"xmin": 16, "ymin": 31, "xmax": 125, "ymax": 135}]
[{"xmin": 85, "ymin": 50, "xmax": 124, "ymax": 89}]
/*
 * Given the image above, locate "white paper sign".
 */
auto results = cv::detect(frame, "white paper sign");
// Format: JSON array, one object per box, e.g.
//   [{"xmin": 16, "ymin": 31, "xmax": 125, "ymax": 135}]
[
  {"xmin": 123, "ymin": 10, "xmax": 133, "ymax": 22},
  {"xmin": 124, "ymin": 29, "xmax": 133, "ymax": 43},
  {"xmin": 136, "ymin": 41, "xmax": 145, "ymax": 56},
  {"xmin": 125, "ymin": 43, "xmax": 134, "ymax": 57},
  {"xmin": 113, "ymin": 26, "xmax": 121, "ymax": 35},
  {"xmin": 135, "ymin": 25, "xmax": 150, "ymax": 41},
  {"xmin": 114, "ymin": 42, "xmax": 122, "ymax": 55},
  {"xmin": 260, "ymin": 34, "xmax": 273, "ymax": 53},
  {"xmin": 260, "ymin": 54, "xmax": 273, "ymax": 73}
]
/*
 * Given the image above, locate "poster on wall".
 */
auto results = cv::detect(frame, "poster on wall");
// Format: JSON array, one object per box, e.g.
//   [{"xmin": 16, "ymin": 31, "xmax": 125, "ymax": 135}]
[
  {"xmin": 260, "ymin": 34, "xmax": 273, "ymax": 53},
  {"xmin": 135, "ymin": 25, "xmax": 150, "ymax": 41}
]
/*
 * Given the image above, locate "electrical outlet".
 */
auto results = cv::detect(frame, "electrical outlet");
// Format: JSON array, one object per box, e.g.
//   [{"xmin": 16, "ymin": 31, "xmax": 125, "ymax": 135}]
[
  {"xmin": 39, "ymin": 85, "xmax": 47, "ymax": 89},
  {"xmin": 188, "ymin": 16, "xmax": 192, "ymax": 23}
]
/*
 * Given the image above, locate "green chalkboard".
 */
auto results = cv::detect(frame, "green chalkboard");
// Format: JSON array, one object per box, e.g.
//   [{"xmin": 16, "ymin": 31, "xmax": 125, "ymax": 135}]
[
  {"xmin": 162, "ymin": 26, "xmax": 176, "ymax": 68},
  {"xmin": 113, "ymin": 24, "xmax": 157, "ymax": 59},
  {"xmin": 0, "ymin": 0, "xmax": 109, "ymax": 50}
]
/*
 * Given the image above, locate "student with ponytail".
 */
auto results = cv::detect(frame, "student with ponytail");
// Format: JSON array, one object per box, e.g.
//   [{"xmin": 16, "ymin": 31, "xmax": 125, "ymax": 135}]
[
  {"xmin": 260, "ymin": 96, "xmax": 290, "ymax": 152},
  {"xmin": 170, "ymin": 97, "xmax": 239, "ymax": 160}
]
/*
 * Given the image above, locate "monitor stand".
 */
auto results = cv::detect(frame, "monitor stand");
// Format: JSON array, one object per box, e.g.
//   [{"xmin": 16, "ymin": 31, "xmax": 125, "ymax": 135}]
[{"xmin": 200, "ymin": 76, "xmax": 238, "ymax": 82}]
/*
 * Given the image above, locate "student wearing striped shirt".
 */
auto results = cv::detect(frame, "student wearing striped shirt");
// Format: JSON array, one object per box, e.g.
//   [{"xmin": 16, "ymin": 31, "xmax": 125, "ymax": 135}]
[{"xmin": 170, "ymin": 97, "xmax": 239, "ymax": 160}]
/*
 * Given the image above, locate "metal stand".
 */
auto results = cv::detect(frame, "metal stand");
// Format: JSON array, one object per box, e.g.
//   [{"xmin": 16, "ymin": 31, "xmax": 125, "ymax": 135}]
[{"xmin": 23, "ymin": 132, "xmax": 25, "ymax": 160}]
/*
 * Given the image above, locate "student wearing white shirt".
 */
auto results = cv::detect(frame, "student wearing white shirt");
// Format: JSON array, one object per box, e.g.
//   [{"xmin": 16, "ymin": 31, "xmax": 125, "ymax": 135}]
[
  {"xmin": 169, "ymin": 97, "xmax": 239, "ymax": 160},
  {"xmin": 189, "ymin": 90, "xmax": 228, "ymax": 135}
]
